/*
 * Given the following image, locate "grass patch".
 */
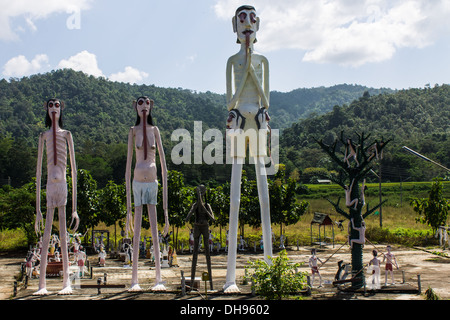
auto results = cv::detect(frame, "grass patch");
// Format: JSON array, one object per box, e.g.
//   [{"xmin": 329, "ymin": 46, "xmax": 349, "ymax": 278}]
[{"xmin": 0, "ymin": 229, "xmax": 28, "ymax": 252}]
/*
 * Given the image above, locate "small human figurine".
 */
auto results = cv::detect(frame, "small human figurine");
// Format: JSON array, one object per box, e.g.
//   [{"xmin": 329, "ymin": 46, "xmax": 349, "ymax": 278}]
[
  {"xmin": 125, "ymin": 96, "xmax": 169, "ymax": 292},
  {"xmin": 224, "ymin": 5, "xmax": 272, "ymax": 294},
  {"xmin": 344, "ymin": 138, "xmax": 359, "ymax": 167},
  {"xmin": 73, "ymin": 233, "xmax": 81, "ymax": 263},
  {"xmin": 25, "ymin": 249, "xmax": 39, "ymax": 279},
  {"xmin": 238, "ymin": 235, "xmax": 246, "ymax": 251},
  {"xmin": 349, "ymin": 217, "xmax": 366, "ymax": 248},
  {"xmin": 279, "ymin": 234, "xmax": 286, "ymax": 249},
  {"xmin": 123, "ymin": 240, "xmax": 132, "ymax": 267},
  {"xmin": 436, "ymin": 226, "xmax": 449, "ymax": 249},
  {"xmin": 98, "ymin": 245, "xmax": 107, "ymax": 267},
  {"xmin": 309, "ymin": 248, "xmax": 323, "ymax": 288},
  {"xmin": 185, "ymin": 185, "xmax": 215, "ymax": 291},
  {"xmin": 383, "ymin": 245, "xmax": 399, "ymax": 285},
  {"xmin": 171, "ymin": 248, "xmax": 179, "ymax": 267},
  {"xmin": 34, "ymin": 99, "xmax": 79, "ymax": 295},
  {"xmin": 367, "ymin": 249, "xmax": 381, "ymax": 289},
  {"xmin": 76, "ymin": 249, "xmax": 86, "ymax": 278},
  {"xmin": 206, "ymin": 230, "xmax": 213, "ymax": 252},
  {"xmin": 49, "ymin": 234, "xmax": 59, "ymax": 255},
  {"xmin": 344, "ymin": 179, "xmax": 358, "ymax": 209}
]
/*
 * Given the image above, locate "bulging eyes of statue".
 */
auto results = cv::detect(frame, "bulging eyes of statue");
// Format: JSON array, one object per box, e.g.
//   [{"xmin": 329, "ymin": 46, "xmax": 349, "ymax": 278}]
[{"xmin": 138, "ymin": 99, "xmax": 150, "ymax": 106}]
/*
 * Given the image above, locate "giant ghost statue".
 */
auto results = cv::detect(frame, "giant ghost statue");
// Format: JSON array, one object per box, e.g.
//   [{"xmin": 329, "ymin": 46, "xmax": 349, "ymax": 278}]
[
  {"xmin": 125, "ymin": 96, "xmax": 169, "ymax": 292},
  {"xmin": 34, "ymin": 99, "xmax": 79, "ymax": 295},
  {"xmin": 224, "ymin": 5, "xmax": 272, "ymax": 293}
]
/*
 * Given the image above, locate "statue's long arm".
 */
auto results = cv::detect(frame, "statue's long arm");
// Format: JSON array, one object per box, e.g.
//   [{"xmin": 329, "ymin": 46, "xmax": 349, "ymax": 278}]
[
  {"xmin": 226, "ymin": 56, "xmax": 250, "ymax": 111},
  {"xmin": 206, "ymin": 203, "xmax": 216, "ymax": 222},
  {"xmin": 248, "ymin": 57, "xmax": 270, "ymax": 109},
  {"xmin": 185, "ymin": 203, "xmax": 196, "ymax": 222},
  {"xmin": 35, "ymin": 133, "xmax": 44, "ymax": 235},
  {"xmin": 155, "ymin": 126, "xmax": 169, "ymax": 235},
  {"xmin": 125, "ymin": 127, "xmax": 134, "ymax": 236},
  {"xmin": 67, "ymin": 131, "xmax": 79, "ymax": 232}
]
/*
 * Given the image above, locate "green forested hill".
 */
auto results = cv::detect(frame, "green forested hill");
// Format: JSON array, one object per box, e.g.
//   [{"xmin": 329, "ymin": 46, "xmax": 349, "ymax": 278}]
[
  {"xmin": 0, "ymin": 69, "xmax": 226, "ymax": 147},
  {"xmin": 269, "ymin": 84, "xmax": 392, "ymax": 129},
  {"xmin": 0, "ymin": 69, "xmax": 389, "ymax": 187},
  {"xmin": 281, "ymin": 85, "xmax": 450, "ymax": 182}
]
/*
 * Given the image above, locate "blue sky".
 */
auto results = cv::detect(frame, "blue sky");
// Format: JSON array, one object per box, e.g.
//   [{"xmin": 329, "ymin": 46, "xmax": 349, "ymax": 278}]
[{"xmin": 1, "ymin": 0, "xmax": 450, "ymax": 94}]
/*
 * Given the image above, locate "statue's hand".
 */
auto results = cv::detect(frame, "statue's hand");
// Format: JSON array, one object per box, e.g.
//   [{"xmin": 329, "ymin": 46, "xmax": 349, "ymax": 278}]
[
  {"xmin": 163, "ymin": 211, "xmax": 169, "ymax": 236},
  {"xmin": 70, "ymin": 210, "xmax": 80, "ymax": 232},
  {"xmin": 125, "ymin": 207, "xmax": 134, "ymax": 236},
  {"xmin": 35, "ymin": 209, "xmax": 44, "ymax": 236}
]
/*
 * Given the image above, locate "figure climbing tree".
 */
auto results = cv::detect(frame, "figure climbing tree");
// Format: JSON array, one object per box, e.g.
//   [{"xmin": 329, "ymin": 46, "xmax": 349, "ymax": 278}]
[{"xmin": 315, "ymin": 132, "xmax": 390, "ymax": 288}]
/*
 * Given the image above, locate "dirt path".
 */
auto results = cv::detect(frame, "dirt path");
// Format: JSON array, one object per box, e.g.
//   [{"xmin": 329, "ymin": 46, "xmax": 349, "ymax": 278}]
[{"xmin": 1, "ymin": 245, "xmax": 448, "ymax": 300}]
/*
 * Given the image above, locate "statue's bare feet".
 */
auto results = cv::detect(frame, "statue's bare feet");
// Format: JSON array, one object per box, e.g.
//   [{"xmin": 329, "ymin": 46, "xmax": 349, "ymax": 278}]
[
  {"xmin": 33, "ymin": 288, "xmax": 49, "ymax": 296},
  {"xmin": 58, "ymin": 286, "xmax": 73, "ymax": 295},
  {"xmin": 128, "ymin": 284, "xmax": 143, "ymax": 292},
  {"xmin": 223, "ymin": 282, "xmax": 241, "ymax": 294},
  {"xmin": 151, "ymin": 283, "xmax": 167, "ymax": 291}
]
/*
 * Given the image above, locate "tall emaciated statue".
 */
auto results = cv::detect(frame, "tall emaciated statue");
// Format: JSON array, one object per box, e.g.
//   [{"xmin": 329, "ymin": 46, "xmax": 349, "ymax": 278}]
[
  {"xmin": 125, "ymin": 96, "xmax": 169, "ymax": 292},
  {"xmin": 34, "ymin": 99, "xmax": 79, "ymax": 295}
]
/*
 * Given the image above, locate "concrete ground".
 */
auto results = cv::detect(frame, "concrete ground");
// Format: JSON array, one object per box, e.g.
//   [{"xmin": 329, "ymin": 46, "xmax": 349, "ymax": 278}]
[{"xmin": 1, "ymin": 244, "xmax": 449, "ymax": 301}]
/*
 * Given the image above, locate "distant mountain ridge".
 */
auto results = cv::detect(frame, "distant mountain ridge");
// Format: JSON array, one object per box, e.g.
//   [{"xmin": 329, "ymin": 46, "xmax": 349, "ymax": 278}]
[
  {"xmin": 4, "ymin": 68, "xmax": 448, "ymax": 186},
  {"xmin": 0, "ymin": 68, "xmax": 393, "ymax": 148},
  {"xmin": 280, "ymin": 84, "xmax": 450, "ymax": 182}
]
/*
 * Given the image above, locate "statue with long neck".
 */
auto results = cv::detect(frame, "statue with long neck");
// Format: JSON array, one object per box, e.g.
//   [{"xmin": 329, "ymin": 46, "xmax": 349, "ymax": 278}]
[{"xmin": 34, "ymin": 99, "xmax": 78, "ymax": 296}]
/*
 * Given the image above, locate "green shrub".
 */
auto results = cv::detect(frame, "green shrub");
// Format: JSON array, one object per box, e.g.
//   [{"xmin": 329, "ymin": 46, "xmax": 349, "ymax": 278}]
[
  {"xmin": 244, "ymin": 250, "xmax": 308, "ymax": 300},
  {"xmin": 425, "ymin": 287, "xmax": 440, "ymax": 300},
  {"xmin": 365, "ymin": 226, "xmax": 435, "ymax": 247}
]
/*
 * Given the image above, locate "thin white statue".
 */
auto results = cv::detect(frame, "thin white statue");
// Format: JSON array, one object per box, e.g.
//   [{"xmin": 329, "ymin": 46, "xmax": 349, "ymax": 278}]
[
  {"xmin": 125, "ymin": 96, "xmax": 169, "ymax": 292},
  {"xmin": 224, "ymin": 5, "xmax": 272, "ymax": 293},
  {"xmin": 34, "ymin": 99, "xmax": 79, "ymax": 295}
]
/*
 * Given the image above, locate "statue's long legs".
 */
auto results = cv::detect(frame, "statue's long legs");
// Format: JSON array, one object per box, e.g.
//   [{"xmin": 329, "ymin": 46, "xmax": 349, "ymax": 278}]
[
  {"xmin": 130, "ymin": 206, "xmax": 143, "ymax": 290},
  {"xmin": 148, "ymin": 204, "xmax": 164, "ymax": 289},
  {"xmin": 224, "ymin": 158, "xmax": 243, "ymax": 292},
  {"xmin": 190, "ymin": 228, "xmax": 200, "ymax": 292},
  {"xmin": 204, "ymin": 228, "xmax": 213, "ymax": 290},
  {"xmin": 57, "ymin": 206, "xmax": 71, "ymax": 294},
  {"xmin": 190, "ymin": 225, "xmax": 213, "ymax": 291},
  {"xmin": 254, "ymin": 156, "xmax": 272, "ymax": 263},
  {"xmin": 35, "ymin": 207, "xmax": 55, "ymax": 295}
]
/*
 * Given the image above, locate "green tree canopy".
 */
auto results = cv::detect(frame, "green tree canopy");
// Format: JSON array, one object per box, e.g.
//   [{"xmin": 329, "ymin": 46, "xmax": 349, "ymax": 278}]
[{"xmin": 411, "ymin": 178, "xmax": 450, "ymax": 232}]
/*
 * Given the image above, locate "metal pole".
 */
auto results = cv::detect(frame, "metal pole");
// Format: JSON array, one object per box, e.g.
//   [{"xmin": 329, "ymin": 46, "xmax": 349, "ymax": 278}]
[{"xmin": 402, "ymin": 146, "xmax": 450, "ymax": 172}]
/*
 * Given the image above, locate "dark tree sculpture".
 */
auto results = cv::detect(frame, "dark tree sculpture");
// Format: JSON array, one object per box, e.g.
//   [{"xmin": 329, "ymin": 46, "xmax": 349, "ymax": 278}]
[{"xmin": 315, "ymin": 132, "xmax": 390, "ymax": 288}]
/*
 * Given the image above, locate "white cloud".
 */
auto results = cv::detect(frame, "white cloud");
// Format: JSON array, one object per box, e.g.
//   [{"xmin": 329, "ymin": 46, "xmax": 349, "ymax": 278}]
[
  {"xmin": 214, "ymin": 0, "xmax": 450, "ymax": 67},
  {"xmin": 57, "ymin": 50, "xmax": 103, "ymax": 77},
  {"xmin": 2, "ymin": 54, "xmax": 49, "ymax": 77},
  {"xmin": 0, "ymin": 0, "xmax": 92, "ymax": 41},
  {"xmin": 109, "ymin": 66, "xmax": 149, "ymax": 84}
]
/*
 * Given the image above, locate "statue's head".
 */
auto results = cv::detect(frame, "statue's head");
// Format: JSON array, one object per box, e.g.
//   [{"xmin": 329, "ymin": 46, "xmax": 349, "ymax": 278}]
[
  {"xmin": 44, "ymin": 99, "xmax": 64, "ymax": 128},
  {"xmin": 133, "ymin": 96, "xmax": 154, "ymax": 126},
  {"xmin": 232, "ymin": 5, "xmax": 259, "ymax": 44},
  {"xmin": 196, "ymin": 184, "xmax": 206, "ymax": 202}
]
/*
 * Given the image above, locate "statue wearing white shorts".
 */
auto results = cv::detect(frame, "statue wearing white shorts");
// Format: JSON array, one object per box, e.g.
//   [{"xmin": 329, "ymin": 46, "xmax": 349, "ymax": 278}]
[{"xmin": 125, "ymin": 96, "xmax": 169, "ymax": 292}]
